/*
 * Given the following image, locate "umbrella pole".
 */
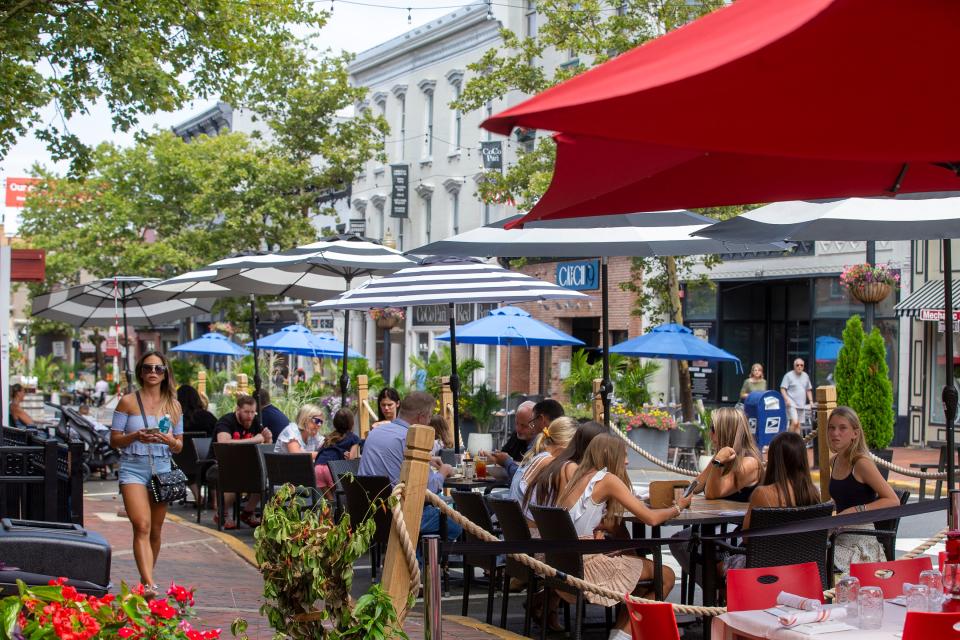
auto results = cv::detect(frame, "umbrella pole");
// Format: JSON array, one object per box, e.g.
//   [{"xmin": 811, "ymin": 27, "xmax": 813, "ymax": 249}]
[
  {"xmin": 121, "ymin": 288, "xmax": 132, "ymax": 393},
  {"xmin": 601, "ymin": 257, "xmax": 611, "ymax": 428},
  {"xmin": 943, "ymin": 240, "xmax": 957, "ymax": 505},
  {"xmin": 340, "ymin": 278, "xmax": 353, "ymax": 407},
  {"xmin": 448, "ymin": 302, "xmax": 461, "ymax": 454},
  {"xmin": 250, "ymin": 295, "xmax": 262, "ymax": 419},
  {"xmin": 504, "ymin": 347, "xmax": 511, "ymax": 444}
]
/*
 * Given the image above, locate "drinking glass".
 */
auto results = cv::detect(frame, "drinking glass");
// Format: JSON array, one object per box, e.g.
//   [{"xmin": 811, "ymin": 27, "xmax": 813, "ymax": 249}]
[
  {"xmin": 905, "ymin": 584, "xmax": 929, "ymax": 612},
  {"xmin": 920, "ymin": 569, "xmax": 944, "ymax": 611},
  {"xmin": 858, "ymin": 586, "xmax": 884, "ymax": 630},
  {"xmin": 475, "ymin": 454, "xmax": 488, "ymax": 479},
  {"xmin": 835, "ymin": 576, "xmax": 861, "ymax": 622}
]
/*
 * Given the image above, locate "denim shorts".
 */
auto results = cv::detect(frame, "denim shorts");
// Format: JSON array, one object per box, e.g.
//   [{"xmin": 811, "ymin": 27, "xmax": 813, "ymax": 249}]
[{"xmin": 118, "ymin": 454, "xmax": 170, "ymax": 486}]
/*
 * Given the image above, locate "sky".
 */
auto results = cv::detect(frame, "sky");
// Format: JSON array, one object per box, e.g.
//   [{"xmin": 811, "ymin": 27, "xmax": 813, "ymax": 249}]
[{"xmin": 0, "ymin": 0, "xmax": 468, "ymax": 234}]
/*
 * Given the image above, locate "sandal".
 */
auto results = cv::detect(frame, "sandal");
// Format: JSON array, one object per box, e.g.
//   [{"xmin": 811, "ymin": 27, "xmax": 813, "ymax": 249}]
[
  {"xmin": 239, "ymin": 510, "xmax": 261, "ymax": 527},
  {"xmin": 213, "ymin": 514, "xmax": 237, "ymax": 530},
  {"xmin": 142, "ymin": 584, "xmax": 160, "ymax": 601}
]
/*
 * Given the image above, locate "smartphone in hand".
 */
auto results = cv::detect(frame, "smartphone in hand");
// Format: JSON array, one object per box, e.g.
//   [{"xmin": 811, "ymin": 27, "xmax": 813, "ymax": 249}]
[{"xmin": 682, "ymin": 480, "xmax": 699, "ymax": 499}]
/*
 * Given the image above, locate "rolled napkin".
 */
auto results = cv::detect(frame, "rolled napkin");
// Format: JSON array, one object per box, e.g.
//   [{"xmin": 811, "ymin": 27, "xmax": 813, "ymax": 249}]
[
  {"xmin": 776, "ymin": 591, "xmax": 822, "ymax": 611},
  {"xmin": 778, "ymin": 607, "xmax": 847, "ymax": 628}
]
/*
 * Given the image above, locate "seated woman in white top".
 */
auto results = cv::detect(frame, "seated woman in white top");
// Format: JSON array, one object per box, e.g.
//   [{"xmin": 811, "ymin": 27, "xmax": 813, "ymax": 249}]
[
  {"xmin": 552, "ymin": 433, "xmax": 692, "ymax": 640},
  {"xmin": 507, "ymin": 417, "xmax": 578, "ymax": 518},
  {"xmin": 274, "ymin": 404, "xmax": 324, "ymax": 456}
]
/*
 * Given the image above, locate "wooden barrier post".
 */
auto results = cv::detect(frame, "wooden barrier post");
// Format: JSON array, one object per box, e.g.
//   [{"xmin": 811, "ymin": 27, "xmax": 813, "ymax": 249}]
[
  {"xmin": 592, "ymin": 378, "xmax": 604, "ymax": 424},
  {"xmin": 237, "ymin": 373, "xmax": 248, "ymax": 395},
  {"xmin": 358, "ymin": 374, "xmax": 370, "ymax": 438},
  {"xmin": 440, "ymin": 376, "xmax": 455, "ymax": 444},
  {"xmin": 197, "ymin": 370, "xmax": 208, "ymax": 403},
  {"xmin": 816, "ymin": 385, "xmax": 836, "ymax": 501},
  {"xmin": 382, "ymin": 424, "xmax": 434, "ymax": 623}
]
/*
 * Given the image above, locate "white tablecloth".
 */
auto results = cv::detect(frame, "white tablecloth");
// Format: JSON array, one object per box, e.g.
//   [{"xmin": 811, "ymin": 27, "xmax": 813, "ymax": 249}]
[{"xmin": 712, "ymin": 602, "xmax": 906, "ymax": 640}]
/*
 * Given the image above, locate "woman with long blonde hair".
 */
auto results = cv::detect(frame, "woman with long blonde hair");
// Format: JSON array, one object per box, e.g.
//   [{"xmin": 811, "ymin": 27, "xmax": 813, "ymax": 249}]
[
  {"xmin": 110, "ymin": 351, "xmax": 184, "ymax": 599},
  {"xmin": 828, "ymin": 405, "xmax": 898, "ymax": 572},
  {"xmin": 694, "ymin": 406, "xmax": 764, "ymax": 501},
  {"xmin": 549, "ymin": 433, "xmax": 690, "ymax": 640},
  {"xmin": 508, "ymin": 416, "xmax": 578, "ymax": 517}
]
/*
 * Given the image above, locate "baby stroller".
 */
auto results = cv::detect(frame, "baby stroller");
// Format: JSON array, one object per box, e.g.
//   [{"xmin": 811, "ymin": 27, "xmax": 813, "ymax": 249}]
[{"xmin": 56, "ymin": 406, "xmax": 120, "ymax": 481}]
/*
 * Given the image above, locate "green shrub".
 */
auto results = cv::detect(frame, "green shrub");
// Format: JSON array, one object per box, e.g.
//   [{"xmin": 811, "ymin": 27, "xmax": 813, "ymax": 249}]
[
  {"xmin": 850, "ymin": 328, "xmax": 894, "ymax": 449},
  {"xmin": 835, "ymin": 315, "xmax": 863, "ymax": 406}
]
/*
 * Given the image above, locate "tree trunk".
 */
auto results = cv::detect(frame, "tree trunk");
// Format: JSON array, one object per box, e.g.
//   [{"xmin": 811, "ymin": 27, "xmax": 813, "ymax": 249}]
[{"xmin": 664, "ymin": 257, "xmax": 694, "ymax": 422}]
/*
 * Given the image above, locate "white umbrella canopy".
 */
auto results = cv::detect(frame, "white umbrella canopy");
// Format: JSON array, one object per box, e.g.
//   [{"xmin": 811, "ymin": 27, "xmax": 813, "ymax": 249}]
[
  {"xmin": 140, "ymin": 266, "xmax": 349, "ymax": 302},
  {"xmin": 314, "ymin": 256, "xmax": 587, "ymax": 451},
  {"xmin": 32, "ymin": 276, "xmax": 215, "ymax": 389}
]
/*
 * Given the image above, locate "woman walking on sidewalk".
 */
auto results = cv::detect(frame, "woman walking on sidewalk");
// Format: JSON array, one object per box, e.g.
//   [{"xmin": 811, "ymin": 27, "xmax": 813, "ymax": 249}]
[{"xmin": 110, "ymin": 351, "xmax": 184, "ymax": 599}]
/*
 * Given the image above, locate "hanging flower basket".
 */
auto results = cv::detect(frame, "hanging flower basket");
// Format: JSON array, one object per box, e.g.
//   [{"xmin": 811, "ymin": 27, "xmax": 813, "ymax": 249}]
[
  {"xmin": 850, "ymin": 282, "xmax": 892, "ymax": 304},
  {"xmin": 369, "ymin": 307, "xmax": 405, "ymax": 330},
  {"xmin": 839, "ymin": 262, "xmax": 900, "ymax": 304}
]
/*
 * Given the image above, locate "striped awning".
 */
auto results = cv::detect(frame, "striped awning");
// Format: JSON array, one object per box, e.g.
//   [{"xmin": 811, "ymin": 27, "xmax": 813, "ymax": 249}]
[
  {"xmin": 311, "ymin": 257, "xmax": 587, "ymax": 310},
  {"xmin": 894, "ymin": 279, "xmax": 960, "ymax": 318}
]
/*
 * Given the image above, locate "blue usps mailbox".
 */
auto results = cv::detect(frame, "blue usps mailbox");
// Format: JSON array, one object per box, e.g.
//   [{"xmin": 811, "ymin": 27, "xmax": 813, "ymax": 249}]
[{"xmin": 743, "ymin": 390, "xmax": 787, "ymax": 446}]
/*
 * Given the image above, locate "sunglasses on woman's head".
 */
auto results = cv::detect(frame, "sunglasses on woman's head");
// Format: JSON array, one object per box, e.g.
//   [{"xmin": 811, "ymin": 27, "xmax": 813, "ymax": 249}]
[{"xmin": 141, "ymin": 364, "xmax": 166, "ymax": 374}]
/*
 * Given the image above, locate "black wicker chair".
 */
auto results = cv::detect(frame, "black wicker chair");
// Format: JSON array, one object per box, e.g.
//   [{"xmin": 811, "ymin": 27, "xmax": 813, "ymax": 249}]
[
  {"xmin": 326, "ymin": 458, "xmax": 360, "ymax": 519},
  {"xmin": 342, "ymin": 474, "xmax": 393, "ymax": 581},
  {"xmin": 486, "ymin": 497, "xmax": 538, "ymax": 635},
  {"xmin": 191, "ymin": 437, "xmax": 212, "ymax": 523},
  {"xmin": 210, "ymin": 442, "xmax": 268, "ymax": 531},
  {"xmin": 171, "ymin": 431, "xmax": 205, "ymax": 503},
  {"xmin": 530, "ymin": 505, "xmax": 622, "ymax": 640},
  {"xmin": 263, "ymin": 452, "xmax": 319, "ymax": 504},
  {"xmin": 827, "ymin": 489, "xmax": 910, "ymax": 569},
  {"xmin": 721, "ymin": 501, "xmax": 835, "ymax": 589},
  {"xmin": 451, "ymin": 491, "xmax": 502, "ymax": 624}
]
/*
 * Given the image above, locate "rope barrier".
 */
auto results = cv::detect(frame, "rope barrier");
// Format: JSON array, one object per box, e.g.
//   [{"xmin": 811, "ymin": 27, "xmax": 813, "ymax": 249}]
[
  {"xmin": 384, "ymin": 484, "xmax": 948, "ymax": 620},
  {"xmin": 612, "ymin": 426, "xmax": 699, "ymax": 477},
  {"xmin": 868, "ymin": 452, "xmax": 947, "ymax": 480},
  {"xmin": 362, "ymin": 399, "xmax": 378, "ymax": 422}
]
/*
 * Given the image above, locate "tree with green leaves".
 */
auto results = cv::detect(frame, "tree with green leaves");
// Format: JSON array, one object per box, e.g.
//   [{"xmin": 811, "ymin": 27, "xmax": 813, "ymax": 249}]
[
  {"xmin": 0, "ymin": 0, "xmax": 325, "ymax": 173},
  {"xmin": 835, "ymin": 314, "xmax": 864, "ymax": 407},
  {"xmin": 850, "ymin": 328, "xmax": 894, "ymax": 450},
  {"xmin": 454, "ymin": 0, "xmax": 729, "ymax": 421},
  {"xmin": 20, "ymin": 130, "xmax": 320, "ymax": 293}
]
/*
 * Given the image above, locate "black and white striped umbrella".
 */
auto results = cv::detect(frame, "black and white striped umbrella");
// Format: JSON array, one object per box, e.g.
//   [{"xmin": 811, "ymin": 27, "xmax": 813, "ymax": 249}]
[
  {"xmin": 313, "ymin": 256, "xmax": 587, "ymax": 451},
  {"xmin": 696, "ymin": 195, "xmax": 960, "ymax": 243},
  {"xmin": 32, "ymin": 276, "xmax": 214, "ymax": 388}
]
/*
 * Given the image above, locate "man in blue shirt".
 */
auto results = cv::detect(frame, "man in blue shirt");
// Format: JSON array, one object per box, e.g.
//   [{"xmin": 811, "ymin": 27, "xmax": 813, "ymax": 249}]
[
  {"xmin": 359, "ymin": 390, "xmax": 461, "ymax": 540},
  {"xmin": 255, "ymin": 389, "xmax": 290, "ymax": 442}
]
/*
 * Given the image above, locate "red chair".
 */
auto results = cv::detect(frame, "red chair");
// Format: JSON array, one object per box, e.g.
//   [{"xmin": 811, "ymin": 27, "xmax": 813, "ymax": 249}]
[
  {"xmin": 625, "ymin": 599, "xmax": 680, "ymax": 640},
  {"xmin": 849, "ymin": 557, "xmax": 933, "ymax": 598},
  {"xmin": 725, "ymin": 562, "xmax": 823, "ymax": 612},
  {"xmin": 903, "ymin": 611, "xmax": 960, "ymax": 639}
]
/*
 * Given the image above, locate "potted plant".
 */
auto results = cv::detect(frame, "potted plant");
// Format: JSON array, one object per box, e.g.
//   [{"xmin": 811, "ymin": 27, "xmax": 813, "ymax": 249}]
[
  {"xmin": 850, "ymin": 328, "xmax": 895, "ymax": 475},
  {"xmin": 614, "ymin": 405, "xmax": 676, "ymax": 470},
  {"xmin": 368, "ymin": 307, "xmax": 405, "ymax": 331},
  {"xmin": 461, "ymin": 383, "xmax": 502, "ymax": 454},
  {"xmin": 839, "ymin": 262, "xmax": 900, "ymax": 304}
]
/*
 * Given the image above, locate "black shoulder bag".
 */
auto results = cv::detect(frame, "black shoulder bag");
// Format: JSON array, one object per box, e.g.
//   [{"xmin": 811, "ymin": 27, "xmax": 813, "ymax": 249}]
[{"xmin": 135, "ymin": 392, "xmax": 188, "ymax": 504}]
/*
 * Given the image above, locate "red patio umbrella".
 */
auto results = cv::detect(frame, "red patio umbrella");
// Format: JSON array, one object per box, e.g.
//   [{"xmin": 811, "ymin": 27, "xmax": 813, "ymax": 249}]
[
  {"xmin": 483, "ymin": 0, "xmax": 958, "ymax": 162},
  {"xmin": 513, "ymin": 134, "xmax": 960, "ymax": 226}
]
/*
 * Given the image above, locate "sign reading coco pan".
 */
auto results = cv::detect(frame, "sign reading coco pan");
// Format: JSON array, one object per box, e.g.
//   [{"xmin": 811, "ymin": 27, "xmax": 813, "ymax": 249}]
[
  {"xmin": 556, "ymin": 259, "xmax": 599, "ymax": 290},
  {"xmin": 5, "ymin": 177, "xmax": 40, "ymax": 207}
]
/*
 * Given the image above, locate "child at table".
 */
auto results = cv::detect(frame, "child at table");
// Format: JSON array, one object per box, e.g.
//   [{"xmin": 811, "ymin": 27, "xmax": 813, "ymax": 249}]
[
  {"xmin": 723, "ymin": 431, "xmax": 821, "ymax": 572},
  {"xmin": 314, "ymin": 409, "xmax": 361, "ymax": 490},
  {"xmin": 547, "ymin": 433, "xmax": 692, "ymax": 640}
]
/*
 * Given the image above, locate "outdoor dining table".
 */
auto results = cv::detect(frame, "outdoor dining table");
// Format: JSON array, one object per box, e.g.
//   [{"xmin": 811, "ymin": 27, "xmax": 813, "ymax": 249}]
[
  {"xmin": 627, "ymin": 497, "xmax": 748, "ymax": 608},
  {"xmin": 443, "ymin": 476, "xmax": 510, "ymax": 494},
  {"xmin": 712, "ymin": 601, "xmax": 907, "ymax": 640}
]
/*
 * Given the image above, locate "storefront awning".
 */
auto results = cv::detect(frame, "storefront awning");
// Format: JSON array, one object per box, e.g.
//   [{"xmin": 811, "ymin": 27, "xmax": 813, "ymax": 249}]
[{"xmin": 894, "ymin": 279, "xmax": 960, "ymax": 318}]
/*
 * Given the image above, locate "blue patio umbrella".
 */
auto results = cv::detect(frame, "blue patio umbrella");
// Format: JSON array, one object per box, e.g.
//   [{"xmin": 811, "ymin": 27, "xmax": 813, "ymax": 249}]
[
  {"xmin": 610, "ymin": 323, "xmax": 742, "ymax": 373},
  {"xmin": 437, "ymin": 306, "xmax": 584, "ymax": 420},
  {"xmin": 247, "ymin": 324, "xmax": 363, "ymax": 359},
  {"xmin": 815, "ymin": 336, "xmax": 843, "ymax": 362},
  {"xmin": 312, "ymin": 331, "xmax": 365, "ymax": 360},
  {"xmin": 171, "ymin": 332, "xmax": 250, "ymax": 357}
]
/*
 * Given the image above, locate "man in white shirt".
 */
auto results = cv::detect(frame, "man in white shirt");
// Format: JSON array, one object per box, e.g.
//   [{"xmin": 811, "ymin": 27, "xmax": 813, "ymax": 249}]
[{"xmin": 780, "ymin": 358, "xmax": 813, "ymax": 434}]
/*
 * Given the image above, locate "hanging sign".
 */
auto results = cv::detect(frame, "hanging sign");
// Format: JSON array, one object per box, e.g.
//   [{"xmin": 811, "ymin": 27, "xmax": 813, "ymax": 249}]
[
  {"xmin": 412, "ymin": 304, "xmax": 473, "ymax": 326},
  {"xmin": 480, "ymin": 141, "xmax": 503, "ymax": 170},
  {"xmin": 390, "ymin": 164, "xmax": 409, "ymax": 218},
  {"xmin": 555, "ymin": 259, "xmax": 599, "ymax": 290},
  {"xmin": 5, "ymin": 177, "xmax": 40, "ymax": 207},
  {"xmin": 921, "ymin": 308, "xmax": 960, "ymax": 322}
]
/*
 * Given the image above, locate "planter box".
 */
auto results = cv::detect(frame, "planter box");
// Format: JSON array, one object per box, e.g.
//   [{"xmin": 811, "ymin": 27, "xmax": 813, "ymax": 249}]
[{"xmin": 626, "ymin": 427, "xmax": 670, "ymax": 471}]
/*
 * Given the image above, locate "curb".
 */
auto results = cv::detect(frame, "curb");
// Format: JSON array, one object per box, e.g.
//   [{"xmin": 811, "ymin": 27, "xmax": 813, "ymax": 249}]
[
  {"xmin": 165, "ymin": 512, "xmax": 258, "ymax": 568},
  {"xmin": 442, "ymin": 615, "xmax": 531, "ymax": 640}
]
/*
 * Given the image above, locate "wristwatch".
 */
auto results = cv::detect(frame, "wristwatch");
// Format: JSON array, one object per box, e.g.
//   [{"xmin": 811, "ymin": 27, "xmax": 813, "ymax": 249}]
[{"xmin": 710, "ymin": 457, "xmax": 725, "ymax": 468}]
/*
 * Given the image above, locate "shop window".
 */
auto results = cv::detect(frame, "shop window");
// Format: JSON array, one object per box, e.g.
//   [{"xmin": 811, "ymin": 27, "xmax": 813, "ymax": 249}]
[
  {"xmin": 684, "ymin": 281, "xmax": 717, "ymax": 320},
  {"xmin": 929, "ymin": 325, "xmax": 959, "ymax": 425}
]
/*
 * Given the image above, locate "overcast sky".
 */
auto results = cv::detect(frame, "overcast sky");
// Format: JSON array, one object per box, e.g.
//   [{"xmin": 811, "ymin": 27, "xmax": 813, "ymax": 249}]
[{"xmin": 1, "ymin": 1, "xmax": 462, "ymax": 233}]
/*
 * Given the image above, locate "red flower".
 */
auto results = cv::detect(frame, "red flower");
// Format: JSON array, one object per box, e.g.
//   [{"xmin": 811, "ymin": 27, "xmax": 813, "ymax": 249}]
[
  {"xmin": 167, "ymin": 583, "xmax": 195, "ymax": 605},
  {"xmin": 233, "ymin": 431, "xmax": 240, "ymax": 439},
  {"xmin": 148, "ymin": 598, "xmax": 178, "ymax": 620},
  {"xmin": 118, "ymin": 626, "xmax": 139, "ymax": 638}
]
